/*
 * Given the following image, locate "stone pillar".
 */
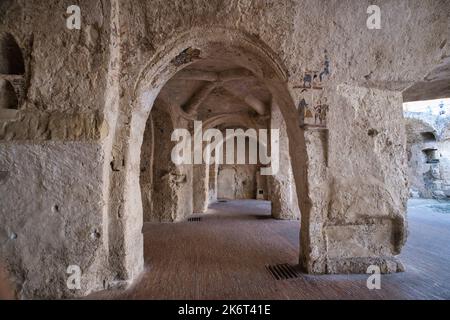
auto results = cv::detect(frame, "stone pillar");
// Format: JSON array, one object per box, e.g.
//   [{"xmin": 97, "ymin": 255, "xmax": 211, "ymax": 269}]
[
  {"xmin": 175, "ymin": 164, "xmax": 193, "ymax": 220},
  {"xmin": 299, "ymin": 128, "xmax": 329, "ymax": 273},
  {"xmin": 268, "ymin": 102, "xmax": 301, "ymax": 219},
  {"xmin": 322, "ymin": 84, "xmax": 408, "ymax": 273},
  {"xmin": 208, "ymin": 164, "xmax": 218, "ymax": 203},
  {"xmin": 193, "ymin": 164, "xmax": 209, "ymax": 213}
]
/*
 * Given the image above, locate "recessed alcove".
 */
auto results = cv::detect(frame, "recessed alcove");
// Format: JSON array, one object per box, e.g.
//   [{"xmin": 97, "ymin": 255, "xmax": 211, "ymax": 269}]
[
  {"xmin": 0, "ymin": 32, "xmax": 25, "ymax": 75},
  {"xmin": 420, "ymin": 132, "xmax": 436, "ymax": 142},
  {"xmin": 423, "ymin": 148, "xmax": 439, "ymax": 164}
]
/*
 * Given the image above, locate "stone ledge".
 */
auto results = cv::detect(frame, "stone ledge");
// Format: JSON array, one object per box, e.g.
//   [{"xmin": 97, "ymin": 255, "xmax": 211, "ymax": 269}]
[{"xmin": 0, "ymin": 111, "xmax": 107, "ymax": 141}]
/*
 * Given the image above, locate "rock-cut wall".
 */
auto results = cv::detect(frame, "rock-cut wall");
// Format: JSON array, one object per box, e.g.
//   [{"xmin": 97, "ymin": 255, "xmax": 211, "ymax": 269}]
[{"xmin": 0, "ymin": 0, "xmax": 448, "ymax": 298}]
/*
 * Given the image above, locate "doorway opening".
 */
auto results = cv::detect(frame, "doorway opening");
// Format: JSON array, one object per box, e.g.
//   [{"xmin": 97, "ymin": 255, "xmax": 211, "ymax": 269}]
[
  {"xmin": 107, "ymin": 29, "xmax": 311, "ymax": 288},
  {"xmin": 404, "ymin": 98, "xmax": 450, "ymax": 199}
]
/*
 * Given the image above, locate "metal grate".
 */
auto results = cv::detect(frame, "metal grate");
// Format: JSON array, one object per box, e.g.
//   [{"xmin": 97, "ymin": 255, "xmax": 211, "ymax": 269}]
[
  {"xmin": 187, "ymin": 217, "xmax": 202, "ymax": 222},
  {"xmin": 266, "ymin": 264, "xmax": 299, "ymax": 280},
  {"xmin": 255, "ymin": 215, "xmax": 272, "ymax": 220}
]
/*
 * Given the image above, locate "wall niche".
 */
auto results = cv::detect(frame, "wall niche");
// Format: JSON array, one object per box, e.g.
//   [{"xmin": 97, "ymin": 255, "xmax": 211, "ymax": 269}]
[
  {"xmin": 420, "ymin": 132, "xmax": 436, "ymax": 142},
  {"xmin": 423, "ymin": 148, "xmax": 439, "ymax": 164},
  {"xmin": 0, "ymin": 32, "xmax": 25, "ymax": 75},
  {"xmin": 0, "ymin": 32, "xmax": 26, "ymax": 120}
]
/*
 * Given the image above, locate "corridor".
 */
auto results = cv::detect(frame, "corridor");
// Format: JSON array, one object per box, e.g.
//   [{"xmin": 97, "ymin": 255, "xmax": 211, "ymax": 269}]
[{"xmin": 91, "ymin": 199, "xmax": 450, "ymax": 300}]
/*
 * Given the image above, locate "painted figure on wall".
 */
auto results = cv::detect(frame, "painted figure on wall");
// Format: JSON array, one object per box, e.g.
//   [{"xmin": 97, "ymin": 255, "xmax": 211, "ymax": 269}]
[
  {"xmin": 295, "ymin": 49, "xmax": 331, "ymax": 127},
  {"xmin": 319, "ymin": 50, "xmax": 330, "ymax": 82},
  {"xmin": 303, "ymin": 72, "xmax": 318, "ymax": 88},
  {"xmin": 299, "ymin": 96, "xmax": 329, "ymax": 127},
  {"xmin": 298, "ymin": 98, "xmax": 308, "ymax": 126}
]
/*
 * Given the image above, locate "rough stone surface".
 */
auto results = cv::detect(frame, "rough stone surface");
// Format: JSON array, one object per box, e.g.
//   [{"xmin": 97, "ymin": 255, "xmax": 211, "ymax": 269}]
[
  {"xmin": 217, "ymin": 165, "xmax": 258, "ymax": 200},
  {"xmin": 268, "ymin": 102, "xmax": 300, "ymax": 220},
  {"xmin": 0, "ymin": 0, "xmax": 448, "ymax": 298},
  {"xmin": 0, "ymin": 142, "xmax": 109, "ymax": 298},
  {"xmin": 405, "ymin": 113, "xmax": 450, "ymax": 198},
  {"xmin": 325, "ymin": 86, "xmax": 408, "ymax": 271}
]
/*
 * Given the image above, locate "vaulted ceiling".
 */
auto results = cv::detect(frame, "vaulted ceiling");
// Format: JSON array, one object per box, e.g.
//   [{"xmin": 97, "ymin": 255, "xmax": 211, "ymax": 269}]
[{"xmin": 157, "ymin": 58, "xmax": 272, "ymax": 125}]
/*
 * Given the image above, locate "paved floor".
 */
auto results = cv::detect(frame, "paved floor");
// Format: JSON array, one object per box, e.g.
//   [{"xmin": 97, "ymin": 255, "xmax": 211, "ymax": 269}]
[{"xmin": 92, "ymin": 199, "xmax": 450, "ymax": 300}]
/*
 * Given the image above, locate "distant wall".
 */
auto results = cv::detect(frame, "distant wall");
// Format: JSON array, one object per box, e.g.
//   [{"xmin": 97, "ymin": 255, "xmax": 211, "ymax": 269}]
[{"xmin": 217, "ymin": 164, "xmax": 258, "ymax": 199}]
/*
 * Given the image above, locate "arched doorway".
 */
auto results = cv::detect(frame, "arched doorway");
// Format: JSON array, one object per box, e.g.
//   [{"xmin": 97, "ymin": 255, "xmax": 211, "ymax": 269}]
[{"xmin": 105, "ymin": 28, "xmax": 312, "ymax": 286}]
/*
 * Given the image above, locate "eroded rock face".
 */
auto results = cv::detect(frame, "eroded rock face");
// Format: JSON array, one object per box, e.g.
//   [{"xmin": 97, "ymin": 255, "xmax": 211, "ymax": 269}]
[
  {"xmin": 405, "ymin": 113, "xmax": 450, "ymax": 199},
  {"xmin": 0, "ymin": 0, "xmax": 448, "ymax": 298},
  {"xmin": 0, "ymin": 142, "xmax": 110, "ymax": 298},
  {"xmin": 324, "ymin": 86, "xmax": 408, "ymax": 273},
  {"xmin": 0, "ymin": 0, "xmax": 116, "ymax": 298}
]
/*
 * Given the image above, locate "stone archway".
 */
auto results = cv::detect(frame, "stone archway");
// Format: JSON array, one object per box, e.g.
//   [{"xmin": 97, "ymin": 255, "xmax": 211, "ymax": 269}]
[
  {"xmin": 211, "ymin": 131, "xmax": 269, "ymax": 202},
  {"xmin": 194, "ymin": 114, "xmax": 262, "ymax": 212},
  {"xmin": 105, "ymin": 27, "xmax": 314, "ymax": 287}
]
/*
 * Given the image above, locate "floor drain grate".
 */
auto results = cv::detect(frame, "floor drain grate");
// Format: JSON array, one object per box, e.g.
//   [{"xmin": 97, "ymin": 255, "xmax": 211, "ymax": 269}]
[
  {"xmin": 187, "ymin": 217, "xmax": 202, "ymax": 222},
  {"xmin": 266, "ymin": 264, "xmax": 299, "ymax": 280},
  {"xmin": 255, "ymin": 215, "xmax": 272, "ymax": 220}
]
